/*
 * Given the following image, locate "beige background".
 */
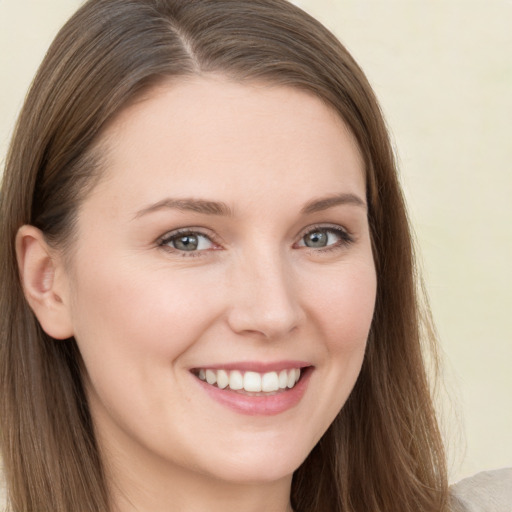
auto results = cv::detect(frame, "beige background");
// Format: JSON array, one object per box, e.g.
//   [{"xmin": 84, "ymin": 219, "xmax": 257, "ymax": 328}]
[{"xmin": 1, "ymin": 0, "xmax": 511, "ymax": 483}]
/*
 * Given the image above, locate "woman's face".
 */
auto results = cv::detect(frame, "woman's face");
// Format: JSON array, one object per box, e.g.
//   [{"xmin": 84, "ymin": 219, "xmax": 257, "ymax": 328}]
[{"xmin": 64, "ymin": 77, "xmax": 376, "ymax": 486}]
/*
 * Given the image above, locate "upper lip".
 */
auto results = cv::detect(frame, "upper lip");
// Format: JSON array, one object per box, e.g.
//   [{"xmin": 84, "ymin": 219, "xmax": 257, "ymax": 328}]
[{"xmin": 191, "ymin": 361, "xmax": 312, "ymax": 373}]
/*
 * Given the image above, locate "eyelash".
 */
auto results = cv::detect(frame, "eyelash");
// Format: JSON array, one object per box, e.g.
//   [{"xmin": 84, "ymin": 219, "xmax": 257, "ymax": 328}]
[{"xmin": 157, "ymin": 224, "xmax": 354, "ymax": 257}]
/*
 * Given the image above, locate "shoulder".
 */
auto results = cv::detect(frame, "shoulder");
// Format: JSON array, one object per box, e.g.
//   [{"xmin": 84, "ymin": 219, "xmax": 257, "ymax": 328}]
[{"xmin": 449, "ymin": 468, "xmax": 512, "ymax": 512}]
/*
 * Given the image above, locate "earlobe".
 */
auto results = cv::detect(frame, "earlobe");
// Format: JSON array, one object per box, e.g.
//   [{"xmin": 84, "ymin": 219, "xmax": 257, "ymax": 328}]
[{"xmin": 15, "ymin": 225, "xmax": 74, "ymax": 340}]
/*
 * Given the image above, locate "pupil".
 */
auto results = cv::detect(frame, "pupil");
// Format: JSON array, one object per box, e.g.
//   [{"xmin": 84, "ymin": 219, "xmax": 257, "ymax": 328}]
[
  {"xmin": 175, "ymin": 235, "xmax": 198, "ymax": 251},
  {"xmin": 306, "ymin": 230, "xmax": 327, "ymax": 248}
]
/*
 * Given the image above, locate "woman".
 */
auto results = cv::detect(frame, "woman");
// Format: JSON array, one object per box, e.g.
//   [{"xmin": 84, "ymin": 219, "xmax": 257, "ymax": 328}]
[{"xmin": 0, "ymin": 1, "xmax": 508, "ymax": 511}]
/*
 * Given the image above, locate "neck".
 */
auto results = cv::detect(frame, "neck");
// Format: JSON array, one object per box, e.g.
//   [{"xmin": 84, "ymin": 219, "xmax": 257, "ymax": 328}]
[
  {"xmin": 105, "ymin": 444, "xmax": 294, "ymax": 512},
  {"xmin": 109, "ymin": 468, "xmax": 294, "ymax": 512}
]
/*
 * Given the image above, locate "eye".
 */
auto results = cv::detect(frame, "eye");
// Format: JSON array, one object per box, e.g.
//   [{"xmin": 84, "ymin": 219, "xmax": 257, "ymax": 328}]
[
  {"xmin": 159, "ymin": 230, "xmax": 216, "ymax": 252},
  {"xmin": 297, "ymin": 226, "xmax": 352, "ymax": 250}
]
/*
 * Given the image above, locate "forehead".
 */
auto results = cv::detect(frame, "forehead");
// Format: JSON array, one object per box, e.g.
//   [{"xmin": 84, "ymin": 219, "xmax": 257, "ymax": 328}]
[{"xmin": 89, "ymin": 76, "xmax": 365, "ymax": 216}]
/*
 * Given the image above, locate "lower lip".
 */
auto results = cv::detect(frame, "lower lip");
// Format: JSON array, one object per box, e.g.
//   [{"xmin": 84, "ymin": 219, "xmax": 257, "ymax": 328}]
[{"xmin": 195, "ymin": 368, "xmax": 312, "ymax": 416}]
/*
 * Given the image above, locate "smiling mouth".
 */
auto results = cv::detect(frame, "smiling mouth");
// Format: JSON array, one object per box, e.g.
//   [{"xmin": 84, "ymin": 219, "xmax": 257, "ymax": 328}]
[{"xmin": 192, "ymin": 368, "xmax": 304, "ymax": 395}]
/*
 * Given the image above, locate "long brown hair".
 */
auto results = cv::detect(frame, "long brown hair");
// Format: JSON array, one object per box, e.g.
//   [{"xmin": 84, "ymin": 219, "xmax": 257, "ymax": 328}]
[{"xmin": 0, "ymin": 0, "xmax": 448, "ymax": 510}]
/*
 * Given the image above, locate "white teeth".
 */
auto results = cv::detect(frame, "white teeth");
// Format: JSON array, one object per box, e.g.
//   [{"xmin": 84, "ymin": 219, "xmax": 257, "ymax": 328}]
[
  {"xmin": 244, "ymin": 371, "xmax": 262, "ymax": 392},
  {"xmin": 217, "ymin": 369, "xmax": 229, "ymax": 389},
  {"xmin": 261, "ymin": 371, "xmax": 279, "ymax": 392},
  {"xmin": 287, "ymin": 370, "xmax": 296, "ymax": 388},
  {"xmin": 278, "ymin": 370, "xmax": 288, "ymax": 389},
  {"xmin": 229, "ymin": 370, "xmax": 244, "ymax": 390},
  {"xmin": 197, "ymin": 368, "xmax": 303, "ymax": 392},
  {"xmin": 205, "ymin": 369, "xmax": 217, "ymax": 385}
]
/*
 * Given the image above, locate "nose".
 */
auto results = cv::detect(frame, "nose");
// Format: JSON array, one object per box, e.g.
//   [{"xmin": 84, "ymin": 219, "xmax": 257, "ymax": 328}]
[{"xmin": 226, "ymin": 249, "xmax": 303, "ymax": 340}]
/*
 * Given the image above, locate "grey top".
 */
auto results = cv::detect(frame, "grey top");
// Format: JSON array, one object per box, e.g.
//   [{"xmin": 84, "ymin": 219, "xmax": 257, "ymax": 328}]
[{"xmin": 450, "ymin": 468, "xmax": 512, "ymax": 512}]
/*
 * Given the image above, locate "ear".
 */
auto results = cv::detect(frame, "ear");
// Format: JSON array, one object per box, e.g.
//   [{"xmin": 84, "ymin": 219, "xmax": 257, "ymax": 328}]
[{"xmin": 15, "ymin": 225, "xmax": 74, "ymax": 340}]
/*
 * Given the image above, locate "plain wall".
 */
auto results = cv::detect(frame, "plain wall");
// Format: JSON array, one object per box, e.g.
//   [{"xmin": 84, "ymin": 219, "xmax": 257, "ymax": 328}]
[{"xmin": 1, "ymin": 0, "xmax": 511, "ymax": 483}]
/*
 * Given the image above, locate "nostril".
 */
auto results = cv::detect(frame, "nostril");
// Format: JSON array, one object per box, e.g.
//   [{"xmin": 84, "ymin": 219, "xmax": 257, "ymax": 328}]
[{"xmin": 226, "ymin": 296, "xmax": 302, "ymax": 339}]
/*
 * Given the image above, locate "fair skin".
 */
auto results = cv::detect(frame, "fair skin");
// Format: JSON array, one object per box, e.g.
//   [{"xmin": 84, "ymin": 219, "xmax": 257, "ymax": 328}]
[{"xmin": 17, "ymin": 77, "xmax": 376, "ymax": 512}]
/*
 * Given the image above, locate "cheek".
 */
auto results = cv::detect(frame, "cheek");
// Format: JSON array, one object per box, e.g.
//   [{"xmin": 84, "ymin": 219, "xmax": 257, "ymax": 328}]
[
  {"xmin": 309, "ymin": 261, "xmax": 377, "ymax": 354},
  {"xmin": 68, "ymin": 257, "xmax": 223, "ymax": 367},
  {"xmin": 292, "ymin": 261, "xmax": 376, "ymax": 442}
]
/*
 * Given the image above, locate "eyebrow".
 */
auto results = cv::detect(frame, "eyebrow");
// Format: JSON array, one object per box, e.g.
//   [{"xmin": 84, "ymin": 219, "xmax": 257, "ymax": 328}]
[
  {"xmin": 134, "ymin": 197, "xmax": 233, "ymax": 219},
  {"xmin": 300, "ymin": 193, "xmax": 367, "ymax": 214},
  {"xmin": 134, "ymin": 192, "xmax": 366, "ymax": 220}
]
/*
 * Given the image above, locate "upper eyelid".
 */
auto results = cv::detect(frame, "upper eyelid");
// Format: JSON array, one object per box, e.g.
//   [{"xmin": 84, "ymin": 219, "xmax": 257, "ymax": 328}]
[
  {"xmin": 296, "ymin": 223, "xmax": 352, "ymax": 239},
  {"xmin": 158, "ymin": 227, "xmax": 217, "ymax": 244}
]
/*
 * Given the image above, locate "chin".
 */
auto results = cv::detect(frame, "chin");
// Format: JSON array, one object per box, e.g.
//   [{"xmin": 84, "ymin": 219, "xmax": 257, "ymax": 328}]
[{"xmin": 199, "ymin": 439, "xmax": 311, "ymax": 484}]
